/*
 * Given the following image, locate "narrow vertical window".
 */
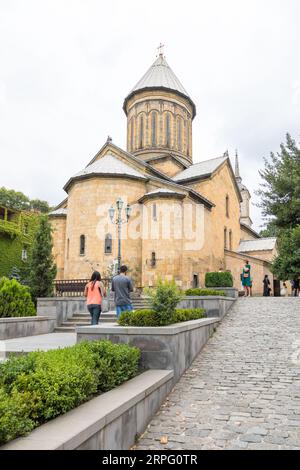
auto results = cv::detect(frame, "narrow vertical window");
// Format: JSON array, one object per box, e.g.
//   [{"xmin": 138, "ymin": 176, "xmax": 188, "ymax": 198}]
[
  {"xmin": 139, "ymin": 115, "xmax": 144, "ymax": 148},
  {"xmin": 67, "ymin": 239, "xmax": 70, "ymax": 259},
  {"xmin": 80, "ymin": 235, "xmax": 85, "ymax": 255},
  {"xmin": 166, "ymin": 114, "xmax": 171, "ymax": 147},
  {"xmin": 130, "ymin": 118, "xmax": 134, "ymax": 151},
  {"xmin": 151, "ymin": 252, "xmax": 156, "ymax": 267},
  {"xmin": 105, "ymin": 234, "xmax": 112, "ymax": 254},
  {"xmin": 229, "ymin": 230, "xmax": 232, "ymax": 250},
  {"xmin": 151, "ymin": 113, "xmax": 157, "ymax": 146},
  {"xmin": 152, "ymin": 203, "xmax": 157, "ymax": 220},
  {"xmin": 224, "ymin": 228, "xmax": 227, "ymax": 250},
  {"xmin": 226, "ymin": 195, "xmax": 229, "ymax": 218},
  {"xmin": 177, "ymin": 118, "xmax": 182, "ymax": 151}
]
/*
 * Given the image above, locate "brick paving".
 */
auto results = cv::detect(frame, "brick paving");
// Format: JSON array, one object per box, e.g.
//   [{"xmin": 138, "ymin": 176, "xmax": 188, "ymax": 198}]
[{"xmin": 136, "ymin": 298, "xmax": 300, "ymax": 450}]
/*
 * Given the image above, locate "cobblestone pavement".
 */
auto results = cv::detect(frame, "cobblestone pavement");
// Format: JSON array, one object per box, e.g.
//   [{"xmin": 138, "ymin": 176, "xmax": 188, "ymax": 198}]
[{"xmin": 136, "ymin": 298, "xmax": 300, "ymax": 450}]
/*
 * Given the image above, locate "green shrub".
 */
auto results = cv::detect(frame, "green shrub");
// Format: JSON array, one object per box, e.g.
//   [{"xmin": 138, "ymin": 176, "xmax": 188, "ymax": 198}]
[
  {"xmin": 205, "ymin": 272, "xmax": 233, "ymax": 288},
  {"xmin": 0, "ymin": 277, "xmax": 36, "ymax": 318},
  {"xmin": 0, "ymin": 340, "xmax": 140, "ymax": 444},
  {"xmin": 185, "ymin": 288, "xmax": 226, "ymax": 296},
  {"xmin": 174, "ymin": 308, "xmax": 206, "ymax": 322},
  {"xmin": 118, "ymin": 308, "xmax": 205, "ymax": 327},
  {"xmin": 145, "ymin": 279, "xmax": 183, "ymax": 326},
  {"xmin": 119, "ymin": 309, "xmax": 159, "ymax": 327}
]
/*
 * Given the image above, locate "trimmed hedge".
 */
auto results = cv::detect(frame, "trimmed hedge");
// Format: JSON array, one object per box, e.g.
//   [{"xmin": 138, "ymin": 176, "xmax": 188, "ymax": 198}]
[
  {"xmin": 118, "ymin": 308, "xmax": 205, "ymax": 327},
  {"xmin": 0, "ymin": 277, "xmax": 36, "ymax": 318},
  {"xmin": 185, "ymin": 288, "xmax": 226, "ymax": 297},
  {"xmin": 205, "ymin": 272, "xmax": 233, "ymax": 288},
  {"xmin": 0, "ymin": 340, "xmax": 140, "ymax": 445}
]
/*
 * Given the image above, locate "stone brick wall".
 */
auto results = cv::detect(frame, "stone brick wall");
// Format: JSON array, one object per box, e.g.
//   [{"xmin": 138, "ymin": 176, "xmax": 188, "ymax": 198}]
[{"xmin": 124, "ymin": 89, "xmax": 193, "ymax": 163}]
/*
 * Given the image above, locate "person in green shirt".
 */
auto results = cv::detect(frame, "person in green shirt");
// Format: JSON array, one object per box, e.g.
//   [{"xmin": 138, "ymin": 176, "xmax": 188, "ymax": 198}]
[{"xmin": 241, "ymin": 260, "xmax": 251, "ymax": 297}]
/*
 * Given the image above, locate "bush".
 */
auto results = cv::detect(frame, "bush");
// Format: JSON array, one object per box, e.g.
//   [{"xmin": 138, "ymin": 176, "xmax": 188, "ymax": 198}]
[
  {"xmin": 0, "ymin": 277, "xmax": 36, "ymax": 318},
  {"xmin": 0, "ymin": 340, "xmax": 140, "ymax": 444},
  {"xmin": 145, "ymin": 279, "xmax": 183, "ymax": 326},
  {"xmin": 185, "ymin": 288, "xmax": 226, "ymax": 296},
  {"xmin": 174, "ymin": 308, "xmax": 205, "ymax": 322},
  {"xmin": 205, "ymin": 272, "xmax": 233, "ymax": 288},
  {"xmin": 118, "ymin": 308, "xmax": 205, "ymax": 327}
]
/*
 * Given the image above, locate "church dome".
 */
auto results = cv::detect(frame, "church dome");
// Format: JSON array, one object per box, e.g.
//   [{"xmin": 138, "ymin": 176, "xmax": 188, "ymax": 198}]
[
  {"xmin": 123, "ymin": 51, "xmax": 196, "ymax": 164},
  {"xmin": 123, "ymin": 54, "xmax": 196, "ymax": 118}
]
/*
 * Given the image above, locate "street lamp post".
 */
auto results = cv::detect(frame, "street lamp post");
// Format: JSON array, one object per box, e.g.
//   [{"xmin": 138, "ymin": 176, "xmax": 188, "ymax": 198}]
[{"xmin": 109, "ymin": 198, "xmax": 131, "ymax": 274}]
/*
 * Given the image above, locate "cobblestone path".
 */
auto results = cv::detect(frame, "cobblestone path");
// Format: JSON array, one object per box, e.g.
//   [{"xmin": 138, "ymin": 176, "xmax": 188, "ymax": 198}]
[{"xmin": 136, "ymin": 298, "xmax": 300, "ymax": 450}]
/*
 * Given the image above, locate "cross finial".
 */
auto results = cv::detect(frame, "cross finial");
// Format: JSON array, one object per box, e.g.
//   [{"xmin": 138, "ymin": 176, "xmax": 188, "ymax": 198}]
[{"xmin": 157, "ymin": 43, "xmax": 165, "ymax": 57}]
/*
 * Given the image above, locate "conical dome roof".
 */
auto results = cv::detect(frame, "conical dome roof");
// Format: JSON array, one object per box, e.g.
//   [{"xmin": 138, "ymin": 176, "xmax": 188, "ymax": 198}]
[{"xmin": 123, "ymin": 54, "xmax": 196, "ymax": 117}]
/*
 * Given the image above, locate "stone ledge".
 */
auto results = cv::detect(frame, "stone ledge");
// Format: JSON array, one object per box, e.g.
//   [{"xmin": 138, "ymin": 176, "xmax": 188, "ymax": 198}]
[
  {"xmin": 0, "ymin": 316, "xmax": 52, "ymax": 323},
  {"xmin": 76, "ymin": 317, "xmax": 219, "ymax": 336},
  {"xmin": 1, "ymin": 369, "xmax": 173, "ymax": 450}
]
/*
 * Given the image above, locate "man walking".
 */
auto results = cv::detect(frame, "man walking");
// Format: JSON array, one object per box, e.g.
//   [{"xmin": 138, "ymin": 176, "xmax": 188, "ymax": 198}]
[{"xmin": 111, "ymin": 265, "xmax": 133, "ymax": 317}]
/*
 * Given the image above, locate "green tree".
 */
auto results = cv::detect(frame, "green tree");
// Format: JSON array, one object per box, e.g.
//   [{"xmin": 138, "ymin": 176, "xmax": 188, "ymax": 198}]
[
  {"xmin": 272, "ymin": 227, "xmax": 300, "ymax": 280},
  {"xmin": 259, "ymin": 221, "xmax": 280, "ymax": 238},
  {"xmin": 257, "ymin": 134, "xmax": 300, "ymax": 229},
  {"xmin": 0, "ymin": 187, "xmax": 30, "ymax": 211},
  {"xmin": 0, "ymin": 187, "xmax": 51, "ymax": 214},
  {"xmin": 28, "ymin": 216, "xmax": 57, "ymax": 301}
]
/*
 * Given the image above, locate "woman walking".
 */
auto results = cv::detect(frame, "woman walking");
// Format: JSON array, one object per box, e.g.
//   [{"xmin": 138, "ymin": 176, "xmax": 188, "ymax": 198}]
[
  {"xmin": 241, "ymin": 260, "xmax": 251, "ymax": 297},
  {"xmin": 84, "ymin": 271, "xmax": 105, "ymax": 325},
  {"xmin": 263, "ymin": 274, "xmax": 271, "ymax": 297}
]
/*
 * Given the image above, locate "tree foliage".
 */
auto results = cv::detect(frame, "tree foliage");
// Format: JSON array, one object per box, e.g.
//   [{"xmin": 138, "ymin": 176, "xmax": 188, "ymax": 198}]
[
  {"xmin": 257, "ymin": 134, "xmax": 300, "ymax": 229},
  {"xmin": 0, "ymin": 187, "xmax": 51, "ymax": 214},
  {"xmin": 272, "ymin": 227, "xmax": 300, "ymax": 280},
  {"xmin": 28, "ymin": 216, "xmax": 57, "ymax": 301}
]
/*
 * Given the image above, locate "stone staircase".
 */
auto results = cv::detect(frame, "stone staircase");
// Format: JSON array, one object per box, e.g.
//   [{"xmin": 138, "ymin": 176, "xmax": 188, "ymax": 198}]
[
  {"xmin": 54, "ymin": 296, "xmax": 151, "ymax": 332},
  {"xmin": 54, "ymin": 312, "xmax": 117, "ymax": 332}
]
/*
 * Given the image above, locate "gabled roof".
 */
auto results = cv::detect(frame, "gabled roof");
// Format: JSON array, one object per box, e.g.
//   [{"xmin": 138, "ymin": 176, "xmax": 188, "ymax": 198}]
[
  {"xmin": 173, "ymin": 156, "xmax": 227, "ymax": 182},
  {"xmin": 49, "ymin": 208, "xmax": 67, "ymax": 217},
  {"xmin": 139, "ymin": 188, "xmax": 185, "ymax": 203},
  {"xmin": 123, "ymin": 55, "xmax": 196, "ymax": 118},
  {"xmin": 64, "ymin": 153, "xmax": 146, "ymax": 192},
  {"xmin": 238, "ymin": 238, "xmax": 277, "ymax": 252},
  {"xmin": 240, "ymin": 223, "xmax": 260, "ymax": 239}
]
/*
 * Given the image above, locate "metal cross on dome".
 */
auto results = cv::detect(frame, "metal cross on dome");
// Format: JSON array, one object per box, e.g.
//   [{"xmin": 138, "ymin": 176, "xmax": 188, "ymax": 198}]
[{"xmin": 157, "ymin": 43, "xmax": 165, "ymax": 56}]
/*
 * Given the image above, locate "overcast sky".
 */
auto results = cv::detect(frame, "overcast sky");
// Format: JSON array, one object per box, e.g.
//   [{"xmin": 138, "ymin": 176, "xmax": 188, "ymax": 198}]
[{"xmin": 1, "ymin": 0, "xmax": 300, "ymax": 231}]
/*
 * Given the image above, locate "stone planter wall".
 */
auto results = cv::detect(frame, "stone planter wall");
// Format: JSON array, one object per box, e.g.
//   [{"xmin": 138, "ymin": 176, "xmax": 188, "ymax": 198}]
[
  {"xmin": 178, "ymin": 296, "xmax": 236, "ymax": 319},
  {"xmin": 37, "ymin": 296, "xmax": 110, "ymax": 326},
  {"xmin": 0, "ymin": 316, "xmax": 55, "ymax": 340},
  {"xmin": 77, "ymin": 317, "xmax": 220, "ymax": 383},
  {"xmin": 1, "ymin": 370, "xmax": 173, "ymax": 450}
]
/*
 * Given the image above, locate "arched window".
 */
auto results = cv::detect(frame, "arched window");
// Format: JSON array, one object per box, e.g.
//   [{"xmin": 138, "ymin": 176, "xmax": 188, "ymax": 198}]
[
  {"xmin": 165, "ymin": 114, "xmax": 171, "ymax": 147},
  {"xmin": 151, "ymin": 112, "xmax": 157, "ymax": 146},
  {"xmin": 152, "ymin": 203, "xmax": 157, "ymax": 220},
  {"xmin": 177, "ymin": 118, "xmax": 182, "ymax": 151},
  {"xmin": 80, "ymin": 235, "xmax": 85, "ymax": 256},
  {"xmin": 105, "ymin": 234, "xmax": 112, "ymax": 254},
  {"xmin": 151, "ymin": 252, "xmax": 156, "ymax": 268},
  {"xmin": 226, "ymin": 195, "xmax": 229, "ymax": 218},
  {"xmin": 224, "ymin": 228, "xmax": 227, "ymax": 250},
  {"xmin": 229, "ymin": 230, "xmax": 232, "ymax": 250},
  {"xmin": 139, "ymin": 115, "xmax": 144, "ymax": 148},
  {"xmin": 130, "ymin": 118, "xmax": 134, "ymax": 151}
]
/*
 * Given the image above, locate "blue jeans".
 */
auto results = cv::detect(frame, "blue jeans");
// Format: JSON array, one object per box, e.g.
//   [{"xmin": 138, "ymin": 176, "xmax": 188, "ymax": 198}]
[
  {"xmin": 87, "ymin": 304, "xmax": 101, "ymax": 325},
  {"xmin": 116, "ymin": 304, "xmax": 133, "ymax": 318}
]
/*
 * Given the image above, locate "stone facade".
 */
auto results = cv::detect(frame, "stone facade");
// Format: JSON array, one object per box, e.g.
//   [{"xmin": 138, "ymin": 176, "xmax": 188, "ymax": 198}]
[{"xmin": 49, "ymin": 53, "xmax": 276, "ymax": 293}]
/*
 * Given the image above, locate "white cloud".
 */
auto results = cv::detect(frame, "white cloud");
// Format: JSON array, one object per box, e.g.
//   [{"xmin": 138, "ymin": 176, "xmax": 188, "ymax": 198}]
[{"xmin": 0, "ymin": 0, "xmax": 300, "ymax": 231}]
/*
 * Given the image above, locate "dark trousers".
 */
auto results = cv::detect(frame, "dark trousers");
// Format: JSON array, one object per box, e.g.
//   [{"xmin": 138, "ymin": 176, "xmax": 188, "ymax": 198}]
[{"xmin": 87, "ymin": 304, "xmax": 101, "ymax": 325}]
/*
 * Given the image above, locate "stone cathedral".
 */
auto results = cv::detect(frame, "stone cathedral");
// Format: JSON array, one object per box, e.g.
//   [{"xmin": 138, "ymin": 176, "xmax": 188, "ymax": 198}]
[{"xmin": 49, "ymin": 51, "xmax": 277, "ymax": 294}]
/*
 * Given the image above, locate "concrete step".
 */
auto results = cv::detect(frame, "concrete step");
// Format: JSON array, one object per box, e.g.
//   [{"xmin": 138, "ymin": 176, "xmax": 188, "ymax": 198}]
[{"xmin": 54, "ymin": 326, "xmax": 76, "ymax": 332}]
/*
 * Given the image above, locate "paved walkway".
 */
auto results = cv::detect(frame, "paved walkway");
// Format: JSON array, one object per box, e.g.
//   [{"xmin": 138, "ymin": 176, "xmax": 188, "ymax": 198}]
[
  {"xmin": 136, "ymin": 298, "xmax": 300, "ymax": 450},
  {"xmin": 0, "ymin": 333, "xmax": 76, "ymax": 360}
]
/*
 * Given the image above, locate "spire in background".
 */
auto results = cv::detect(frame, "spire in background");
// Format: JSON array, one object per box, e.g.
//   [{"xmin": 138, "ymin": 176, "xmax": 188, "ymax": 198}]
[{"xmin": 235, "ymin": 149, "xmax": 242, "ymax": 183}]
